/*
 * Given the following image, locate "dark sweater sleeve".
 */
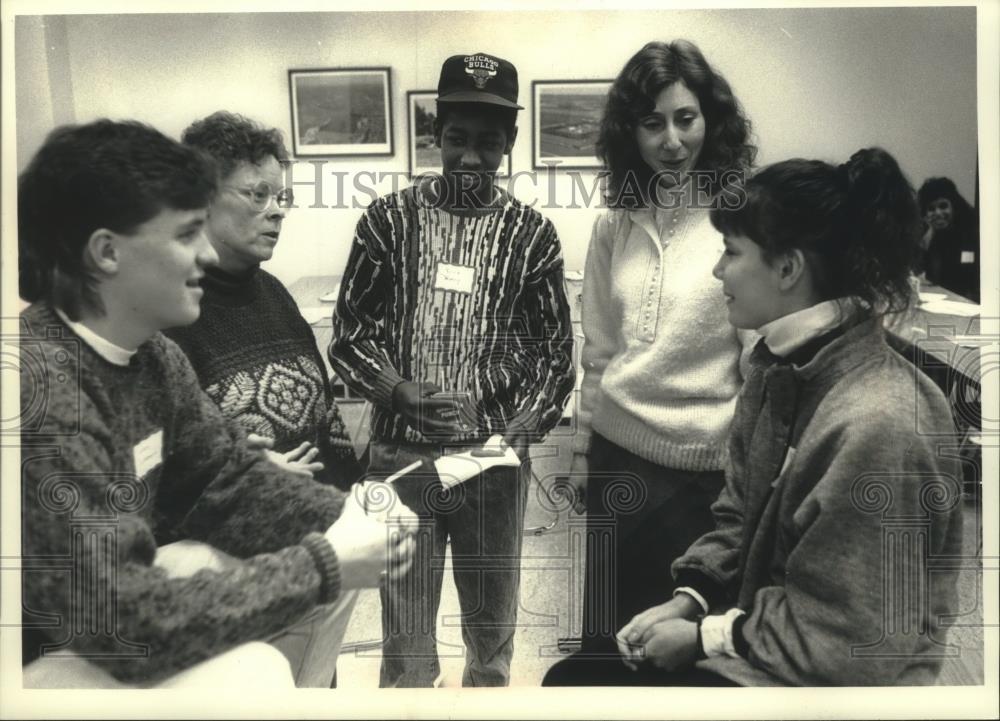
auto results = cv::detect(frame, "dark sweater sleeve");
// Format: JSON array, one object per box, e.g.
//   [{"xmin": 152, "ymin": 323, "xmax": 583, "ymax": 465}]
[
  {"xmin": 21, "ymin": 357, "xmax": 343, "ymax": 684},
  {"xmin": 507, "ymin": 221, "xmax": 576, "ymax": 440},
  {"xmin": 329, "ymin": 201, "xmax": 407, "ymax": 410}
]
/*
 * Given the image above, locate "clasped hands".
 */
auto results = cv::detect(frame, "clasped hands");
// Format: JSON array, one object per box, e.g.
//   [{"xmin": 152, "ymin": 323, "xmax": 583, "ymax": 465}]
[
  {"xmin": 392, "ymin": 381, "xmax": 531, "ymax": 458},
  {"xmin": 616, "ymin": 594, "xmax": 703, "ymax": 672}
]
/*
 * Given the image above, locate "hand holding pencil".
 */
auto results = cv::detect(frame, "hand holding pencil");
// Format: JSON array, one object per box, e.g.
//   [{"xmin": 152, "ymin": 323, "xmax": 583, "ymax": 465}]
[{"xmin": 323, "ymin": 464, "xmax": 420, "ymax": 590}]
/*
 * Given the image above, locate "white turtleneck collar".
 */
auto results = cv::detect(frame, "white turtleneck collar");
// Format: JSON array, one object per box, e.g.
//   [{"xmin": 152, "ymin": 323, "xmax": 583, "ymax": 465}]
[
  {"xmin": 758, "ymin": 299, "xmax": 855, "ymax": 358},
  {"xmin": 55, "ymin": 308, "xmax": 136, "ymax": 367}
]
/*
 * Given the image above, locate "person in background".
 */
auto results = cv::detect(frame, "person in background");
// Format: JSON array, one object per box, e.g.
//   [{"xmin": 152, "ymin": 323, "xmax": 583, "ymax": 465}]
[
  {"xmin": 18, "ymin": 119, "xmax": 416, "ymax": 689},
  {"xmin": 331, "ymin": 52, "xmax": 575, "ymax": 687},
  {"xmin": 167, "ymin": 111, "xmax": 362, "ymax": 491},
  {"xmin": 917, "ymin": 176, "xmax": 980, "ymax": 303},
  {"xmin": 557, "ymin": 39, "xmax": 757, "ymax": 678},
  {"xmin": 551, "ymin": 147, "xmax": 963, "ymax": 686}
]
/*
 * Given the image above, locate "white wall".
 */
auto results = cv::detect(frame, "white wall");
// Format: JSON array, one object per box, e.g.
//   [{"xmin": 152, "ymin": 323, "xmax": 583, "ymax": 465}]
[{"xmin": 14, "ymin": 7, "xmax": 978, "ymax": 286}]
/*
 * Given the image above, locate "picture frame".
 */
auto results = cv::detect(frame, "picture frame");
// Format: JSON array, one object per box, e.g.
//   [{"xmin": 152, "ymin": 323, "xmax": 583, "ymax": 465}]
[
  {"xmin": 531, "ymin": 79, "xmax": 612, "ymax": 170},
  {"xmin": 407, "ymin": 90, "xmax": 512, "ymax": 180},
  {"xmin": 288, "ymin": 67, "xmax": 393, "ymax": 157}
]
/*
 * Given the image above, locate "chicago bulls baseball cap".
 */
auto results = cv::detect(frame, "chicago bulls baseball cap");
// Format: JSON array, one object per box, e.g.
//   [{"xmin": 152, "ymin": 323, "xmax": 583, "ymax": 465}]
[{"xmin": 437, "ymin": 53, "xmax": 523, "ymax": 109}]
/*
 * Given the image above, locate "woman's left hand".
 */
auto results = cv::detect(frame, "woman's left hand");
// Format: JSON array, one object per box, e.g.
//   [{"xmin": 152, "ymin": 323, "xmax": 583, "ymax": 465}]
[
  {"xmin": 634, "ymin": 618, "xmax": 701, "ymax": 672},
  {"xmin": 267, "ymin": 442, "xmax": 325, "ymax": 478}
]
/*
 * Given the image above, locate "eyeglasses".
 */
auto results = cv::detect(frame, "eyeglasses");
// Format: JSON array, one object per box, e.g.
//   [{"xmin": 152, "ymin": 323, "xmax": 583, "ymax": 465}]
[{"xmin": 225, "ymin": 182, "xmax": 295, "ymax": 212}]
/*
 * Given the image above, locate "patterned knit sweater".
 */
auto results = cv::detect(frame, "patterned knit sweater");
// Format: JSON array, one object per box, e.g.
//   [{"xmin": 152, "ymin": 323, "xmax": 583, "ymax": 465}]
[
  {"xmin": 330, "ymin": 180, "xmax": 575, "ymax": 445},
  {"xmin": 167, "ymin": 266, "xmax": 361, "ymax": 489},
  {"xmin": 20, "ymin": 302, "xmax": 345, "ymax": 684}
]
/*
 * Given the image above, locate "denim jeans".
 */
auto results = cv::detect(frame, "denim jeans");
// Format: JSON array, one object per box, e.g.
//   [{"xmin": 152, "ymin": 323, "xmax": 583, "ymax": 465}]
[{"xmin": 369, "ymin": 441, "xmax": 530, "ymax": 688}]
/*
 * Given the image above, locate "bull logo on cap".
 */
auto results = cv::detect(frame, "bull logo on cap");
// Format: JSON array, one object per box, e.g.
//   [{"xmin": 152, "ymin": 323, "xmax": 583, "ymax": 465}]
[{"xmin": 464, "ymin": 55, "xmax": 498, "ymax": 89}]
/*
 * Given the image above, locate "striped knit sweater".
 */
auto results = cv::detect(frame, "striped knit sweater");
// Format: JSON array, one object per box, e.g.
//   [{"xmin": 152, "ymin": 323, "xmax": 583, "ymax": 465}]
[
  {"xmin": 330, "ymin": 179, "xmax": 575, "ymax": 445},
  {"xmin": 167, "ymin": 266, "xmax": 361, "ymax": 489}
]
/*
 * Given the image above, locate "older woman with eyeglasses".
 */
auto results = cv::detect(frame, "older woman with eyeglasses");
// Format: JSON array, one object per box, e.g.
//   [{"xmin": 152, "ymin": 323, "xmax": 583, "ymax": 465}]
[{"xmin": 165, "ymin": 111, "xmax": 363, "ymax": 688}]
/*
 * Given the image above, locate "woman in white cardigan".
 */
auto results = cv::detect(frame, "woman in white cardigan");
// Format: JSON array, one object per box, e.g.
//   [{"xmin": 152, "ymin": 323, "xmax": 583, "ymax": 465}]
[{"xmin": 554, "ymin": 39, "xmax": 757, "ymax": 681}]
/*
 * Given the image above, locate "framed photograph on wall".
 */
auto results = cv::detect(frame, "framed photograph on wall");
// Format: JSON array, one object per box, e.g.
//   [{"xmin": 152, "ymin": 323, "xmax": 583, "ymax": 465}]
[
  {"xmin": 289, "ymin": 67, "xmax": 393, "ymax": 157},
  {"xmin": 407, "ymin": 90, "xmax": 512, "ymax": 179},
  {"xmin": 531, "ymin": 79, "xmax": 612, "ymax": 170}
]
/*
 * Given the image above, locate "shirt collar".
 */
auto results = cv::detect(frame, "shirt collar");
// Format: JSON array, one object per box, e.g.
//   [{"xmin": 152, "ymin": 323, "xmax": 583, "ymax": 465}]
[
  {"xmin": 758, "ymin": 299, "xmax": 855, "ymax": 358},
  {"xmin": 55, "ymin": 308, "xmax": 136, "ymax": 366}
]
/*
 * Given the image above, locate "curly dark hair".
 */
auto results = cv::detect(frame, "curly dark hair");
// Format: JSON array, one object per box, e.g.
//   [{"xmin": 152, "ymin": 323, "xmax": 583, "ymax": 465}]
[
  {"xmin": 917, "ymin": 176, "xmax": 977, "ymax": 233},
  {"xmin": 181, "ymin": 111, "xmax": 289, "ymax": 179},
  {"xmin": 710, "ymin": 147, "xmax": 922, "ymax": 315},
  {"xmin": 598, "ymin": 39, "xmax": 756, "ymax": 207},
  {"xmin": 18, "ymin": 119, "xmax": 217, "ymax": 319}
]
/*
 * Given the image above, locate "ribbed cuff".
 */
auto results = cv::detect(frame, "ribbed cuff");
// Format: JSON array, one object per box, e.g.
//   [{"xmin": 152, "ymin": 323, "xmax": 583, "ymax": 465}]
[
  {"xmin": 673, "ymin": 587, "xmax": 709, "ymax": 616},
  {"xmin": 674, "ymin": 569, "xmax": 729, "ymax": 612},
  {"xmin": 371, "ymin": 368, "xmax": 408, "ymax": 410},
  {"xmin": 301, "ymin": 532, "xmax": 342, "ymax": 604}
]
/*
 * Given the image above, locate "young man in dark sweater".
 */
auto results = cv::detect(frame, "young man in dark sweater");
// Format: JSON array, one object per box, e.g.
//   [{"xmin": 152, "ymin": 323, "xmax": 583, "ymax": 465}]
[
  {"xmin": 17, "ymin": 119, "xmax": 415, "ymax": 688},
  {"xmin": 331, "ymin": 53, "xmax": 575, "ymax": 687}
]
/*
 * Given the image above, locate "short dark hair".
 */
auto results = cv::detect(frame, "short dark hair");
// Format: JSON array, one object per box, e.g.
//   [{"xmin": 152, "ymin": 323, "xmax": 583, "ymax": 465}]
[
  {"xmin": 710, "ymin": 147, "xmax": 921, "ymax": 315},
  {"xmin": 18, "ymin": 119, "xmax": 217, "ymax": 319},
  {"xmin": 433, "ymin": 102, "xmax": 518, "ymax": 145},
  {"xmin": 599, "ymin": 39, "xmax": 756, "ymax": 206},
  {"xmin": 182, "ymin": 111, "xmax": 289, "ymax": 179}
]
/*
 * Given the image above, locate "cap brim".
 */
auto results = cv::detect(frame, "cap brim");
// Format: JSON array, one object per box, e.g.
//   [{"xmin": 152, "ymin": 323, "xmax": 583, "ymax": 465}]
[{"xmin": 437, "ymin": 90, "xmax": 523, "ymax": 109}]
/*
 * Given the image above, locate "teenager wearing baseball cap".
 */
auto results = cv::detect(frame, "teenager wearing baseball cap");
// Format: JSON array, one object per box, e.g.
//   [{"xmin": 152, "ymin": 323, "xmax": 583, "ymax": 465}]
[{"xmin": 331, "ymin": 52, "xmax": 575, "ymax": 687}]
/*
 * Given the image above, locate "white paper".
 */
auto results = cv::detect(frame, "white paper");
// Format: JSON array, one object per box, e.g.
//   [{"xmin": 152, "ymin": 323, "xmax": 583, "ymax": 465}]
[
  {"xmin": 320, "ymin": 283, "xmax": 341, "ymax": 302},
  {"xmin": 299, "ymin": 306, "xmax": 330, "ymax": 325},
  {"xmin": 433, "ymin": 435, "xmax": 520, "ymax": 489},
  {"xmin": 960, "ymin": 251, "xmax": 975, "ymax": 264},
  {"xmin": 918, "ymin": 292, "xmax": 948, "ymax": 303},
  {"xmin": 920, "ymin": 300, "xmax": 981, "ymax": 317},
  {"xmin": 433, "ymin": 262, "xmax": 475, "ymax": 294},
  {"xmin": 950, "ymin": 335, "xmax": 997, "ymax": 348}
]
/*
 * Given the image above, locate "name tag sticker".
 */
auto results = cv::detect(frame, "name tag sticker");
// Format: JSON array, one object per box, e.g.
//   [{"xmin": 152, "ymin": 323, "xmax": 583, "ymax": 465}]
[
  {"xmin": 434, "ymin": 262, "xmax": 476, "ymax": 294},
  {"xmin": 133, "ymin": 430, "xmax": 163, "ymax": 479},
  {"xmin": 961, "ymin": 251, "xmax": 975, "ymax": 264}
]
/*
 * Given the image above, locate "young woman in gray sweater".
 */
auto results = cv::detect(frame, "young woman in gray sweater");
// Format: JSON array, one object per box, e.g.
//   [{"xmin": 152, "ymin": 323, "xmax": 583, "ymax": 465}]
[{"xmin": 546, "ymin": 148, "xmax": 964, "ymax": 686}]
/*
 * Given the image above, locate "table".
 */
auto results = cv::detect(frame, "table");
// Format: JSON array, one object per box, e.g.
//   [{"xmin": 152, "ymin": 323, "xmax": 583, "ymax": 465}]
[
  {"xmin": 286, "ymin": 274, "xmax": 356, "ymax": 399},
  {"xmin": 884, "ymin": 281, "xmax": 986, "ymax": 489},
  {"xmin": 885, "ymin": 281, "xmax": 982, "ymax": 385}
]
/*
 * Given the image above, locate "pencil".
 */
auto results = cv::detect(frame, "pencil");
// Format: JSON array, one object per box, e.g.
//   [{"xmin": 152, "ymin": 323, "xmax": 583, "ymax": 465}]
[{"xmin": 383, "ymin": 460, "xmax": 422, "ymax": 485}]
